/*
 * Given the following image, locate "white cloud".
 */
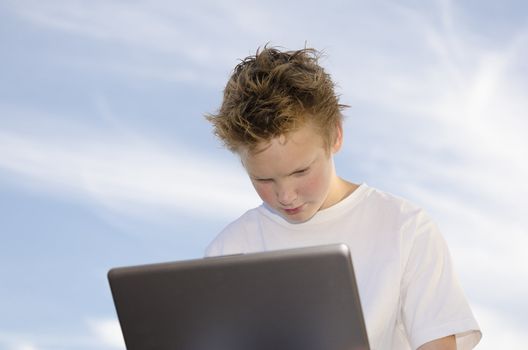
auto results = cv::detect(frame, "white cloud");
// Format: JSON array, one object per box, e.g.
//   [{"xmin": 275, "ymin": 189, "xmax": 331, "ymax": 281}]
[
  {"xmin": 0, "ymin": 114, "xmax": 259, "ymax": 222},
  {"xmin": 0, "ymin": 334, "xmax": 39, "ymax": 350},
  {"xmin": 14, "ymin": 345, "xmax": 37, "ymax": 350},
  {"xmin": 472, "ymin": 303, "xmax": 528, "ymax": 349},
  {"xmin": 2, "ymin": 1, "xmax": 252, "ymax": 86},
  {"xmin": 329, "ymin": 3, "xmax": 528, "ymax": 345},
  {"xmin": 6, "ymin": 0, "xmax": 268, "ymax": 64},
  {"xmin": 87, "ymin": 318, "xmax": 124, "ymax": 349},
  {"xmin": 10, "ymin": 1, "xmax": 186, "ymax": 54},
  {"xmin": 334, "ymin": 0, "xmax": 528, "ymax": 231},
  {"xmin": 0, "ymin": 326, "xmax": 123, "ymax": 350}
]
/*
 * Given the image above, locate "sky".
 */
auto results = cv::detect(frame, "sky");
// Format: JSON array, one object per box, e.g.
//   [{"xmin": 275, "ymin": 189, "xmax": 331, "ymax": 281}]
[{"xmin": 0, "ymin": 0, "xmax": 527, "ymax": 349}]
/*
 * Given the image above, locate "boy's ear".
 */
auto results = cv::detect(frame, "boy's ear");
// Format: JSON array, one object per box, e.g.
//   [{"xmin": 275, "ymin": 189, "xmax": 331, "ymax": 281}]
[{"xmin": 331, "ymin": 122, "xmax": 344, "ymax": 154}]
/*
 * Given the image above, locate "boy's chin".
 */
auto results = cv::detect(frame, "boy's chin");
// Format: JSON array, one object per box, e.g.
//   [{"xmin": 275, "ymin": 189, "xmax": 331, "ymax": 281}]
[
  {"xmin": 264, "ymin": 202, "xmax": 317, "ymax": 224},
  {"xmin": 283, "ymin": 216, "xmax": 312, "ymax": 224},
  {"xmin": 279, "ymin": 209, "xmax": 316, "ymax": 224}
]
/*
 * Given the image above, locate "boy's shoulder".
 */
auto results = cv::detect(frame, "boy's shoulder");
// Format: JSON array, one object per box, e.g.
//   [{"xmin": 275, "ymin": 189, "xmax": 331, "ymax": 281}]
[
  {"xmin": 329, "ymin": 183, "xmax": 427, "ymax": 228},
  {"xmin": 204, "ymin": 206, "xmax": 264, "ymax": 257},
  {"xmin": 360, "ymin": 184, "xmax": 418, "ymax": 210},
  {"xmin": 362, "ymin": 185, "xmax": 439, "ymax": 237}
]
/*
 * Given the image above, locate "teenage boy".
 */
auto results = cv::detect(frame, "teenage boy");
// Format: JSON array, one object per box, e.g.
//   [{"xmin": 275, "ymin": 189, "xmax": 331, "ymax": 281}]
[{"xmin": 205, "ymin": 47, "xmax": 481, "ymax": 350}]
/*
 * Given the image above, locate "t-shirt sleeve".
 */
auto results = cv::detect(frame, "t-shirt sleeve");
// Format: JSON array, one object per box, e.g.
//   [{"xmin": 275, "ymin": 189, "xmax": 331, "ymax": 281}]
[
  {"xmin": 204, "ymin": 216, "xmax": 252, "ymax": 257},
  {"xmin": 204, "ymin": 237, "xmax": 223, "ymax": 257},
  {"xmin": 400, "ymin": 210, "xmax": 482, "ymax": 350}
]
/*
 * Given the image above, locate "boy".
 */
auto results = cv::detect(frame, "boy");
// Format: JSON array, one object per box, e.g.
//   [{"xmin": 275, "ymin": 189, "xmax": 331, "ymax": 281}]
[{"xmin": 205, "ymin": 47, "xmax": 481, "ymax": 350}]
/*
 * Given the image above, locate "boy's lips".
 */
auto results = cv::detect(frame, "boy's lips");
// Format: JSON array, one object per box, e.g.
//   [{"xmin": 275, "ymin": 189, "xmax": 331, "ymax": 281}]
[{"xmin": 283, "ymin": 205, "xmax": 304, "ymax": 215}]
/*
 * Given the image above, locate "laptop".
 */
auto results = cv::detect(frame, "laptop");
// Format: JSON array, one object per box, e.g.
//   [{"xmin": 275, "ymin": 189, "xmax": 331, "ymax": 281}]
[{"xmin": 108, "ymin": 243, "xmax": 370, "ymax": 350}]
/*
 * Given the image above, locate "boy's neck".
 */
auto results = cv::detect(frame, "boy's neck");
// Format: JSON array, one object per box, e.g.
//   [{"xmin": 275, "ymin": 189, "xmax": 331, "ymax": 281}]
[{"xmin": 325, "ymin": 177, "xmax": 359, "ymax": 209}]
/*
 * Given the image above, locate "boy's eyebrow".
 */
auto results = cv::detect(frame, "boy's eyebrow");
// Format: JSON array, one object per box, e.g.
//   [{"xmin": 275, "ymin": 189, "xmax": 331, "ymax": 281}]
[
  {"xmin": 249, "ymin": 159, "xmax": 316, "ymax": 180},
  {"xmin": 248, "ymin": 172, "xmax": 271, "ymax": 180},
  {"xmin": 287, "ymin": 159, "xmax": 316, "ymax": 176},
  {"xmin": 287, "ymin": 166, "xmax": 309, "ymax": 176}
]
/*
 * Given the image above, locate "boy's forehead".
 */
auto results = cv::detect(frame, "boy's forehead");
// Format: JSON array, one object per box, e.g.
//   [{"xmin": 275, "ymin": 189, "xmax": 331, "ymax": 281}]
[
  {"xmin": 240, "ymin": 134, "xmax": 309, "ymax": 159},
  {"xmin": 249, "ymin": 134, "xmax": 289, "ymax": 155},
  {"xmin": 242, "ymin": 121, "xmax": 326, "ymax": 154},
  {"xmin": 239, "ymin": 125, "xmax": 327, "ymax": 175}
]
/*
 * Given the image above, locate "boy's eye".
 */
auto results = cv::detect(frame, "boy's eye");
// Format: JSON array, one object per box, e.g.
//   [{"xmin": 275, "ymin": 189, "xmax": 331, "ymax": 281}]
[{"xmin": 293, "ymin": 168, "xmax": 309, "ymax": 175}]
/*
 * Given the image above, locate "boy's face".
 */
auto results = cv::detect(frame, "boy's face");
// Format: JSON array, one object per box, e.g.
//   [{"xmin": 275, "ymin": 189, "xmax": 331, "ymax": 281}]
[{"xmin": 240, "ymin": 122, "xmax": 344, "ymax": 223}]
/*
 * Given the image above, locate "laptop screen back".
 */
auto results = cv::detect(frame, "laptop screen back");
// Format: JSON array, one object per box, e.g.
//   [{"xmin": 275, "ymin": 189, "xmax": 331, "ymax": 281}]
[{"xmin": 108, "ymin": 244, "xmax": 370, "ymax": 350}]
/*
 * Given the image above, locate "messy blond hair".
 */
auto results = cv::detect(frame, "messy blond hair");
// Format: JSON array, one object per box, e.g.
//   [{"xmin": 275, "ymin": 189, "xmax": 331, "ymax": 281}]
[{"xmin": 206, "ymin": 46, "xmax": 348, "ymax": 153}]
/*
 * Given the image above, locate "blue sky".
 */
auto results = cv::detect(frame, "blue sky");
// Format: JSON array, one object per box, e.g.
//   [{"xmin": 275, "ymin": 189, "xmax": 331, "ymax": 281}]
[{"xmin": 0, "ymin": 0, "xmax": 527, "ymax": 349}]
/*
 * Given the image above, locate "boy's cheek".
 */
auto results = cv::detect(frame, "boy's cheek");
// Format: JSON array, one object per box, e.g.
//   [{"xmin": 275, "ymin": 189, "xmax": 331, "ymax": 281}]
[
  {"xmin": 252, "ymin": 184, "xmax": 274, "ymax": 205},
  {"xmin": 302, "ymin": 174, "xmax": 324, "ymax": 197}
]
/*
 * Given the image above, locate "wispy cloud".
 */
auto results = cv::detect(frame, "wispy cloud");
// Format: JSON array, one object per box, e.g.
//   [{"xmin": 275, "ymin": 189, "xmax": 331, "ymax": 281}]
[
  {"xmin": 0, "ymin": 320, "xmax": 125, "ymax": 350},
  {"xmin": 0, "ymin": 333, "xmax": 39, "ymax": 350},
  {"xmin": 87, "ymin": 318, "xmax": 124, "ymax": 349},
  {"xmin": 327, "ymin": 3, "xmax": 528, "ymax": 347},
  {"xmin": 473, "ymin": 303, "xmax": 528, "ymax": 349},
  {"xmin": 0, "ymin": 109, "xmax": 259, "ymax": 222},
  {"xmin": 333, "ymin": 0, "xmax": 528, "ymax": 219},
  {"xmin": 5, "ymin": 0, "xmax": 274, "ymax": 86},
  {"xmin": 2, "ymin": 1, "xmax": 527, "ymax": 349},
  {"xmin": 10, "ymin": 1, "xmax": 196, "ymax": 56}
]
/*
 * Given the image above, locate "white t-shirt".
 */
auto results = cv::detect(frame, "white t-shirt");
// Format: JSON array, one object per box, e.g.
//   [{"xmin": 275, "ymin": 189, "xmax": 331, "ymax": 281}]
[{"xmin": 205, "ymin": 183, "xmax": 481, "ymax": 350}]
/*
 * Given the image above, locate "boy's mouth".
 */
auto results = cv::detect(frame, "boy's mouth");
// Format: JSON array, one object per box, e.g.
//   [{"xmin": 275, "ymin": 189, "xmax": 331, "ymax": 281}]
[{"xmin": 283, "ymin": 205, "xmax": 303, "ymax": 215}]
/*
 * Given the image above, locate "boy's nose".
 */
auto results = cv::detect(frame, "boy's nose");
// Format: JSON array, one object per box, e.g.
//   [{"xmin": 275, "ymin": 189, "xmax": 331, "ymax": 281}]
[{"xmin": 276, "ymin": 185, "xmax": 297, "ymax": 207}]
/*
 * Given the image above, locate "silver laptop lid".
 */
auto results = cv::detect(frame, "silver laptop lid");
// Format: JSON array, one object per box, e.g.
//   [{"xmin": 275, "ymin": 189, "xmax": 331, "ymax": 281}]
[{"xmin": 108, "ymin": 243, "xmax": 370, "ymax": 350}]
